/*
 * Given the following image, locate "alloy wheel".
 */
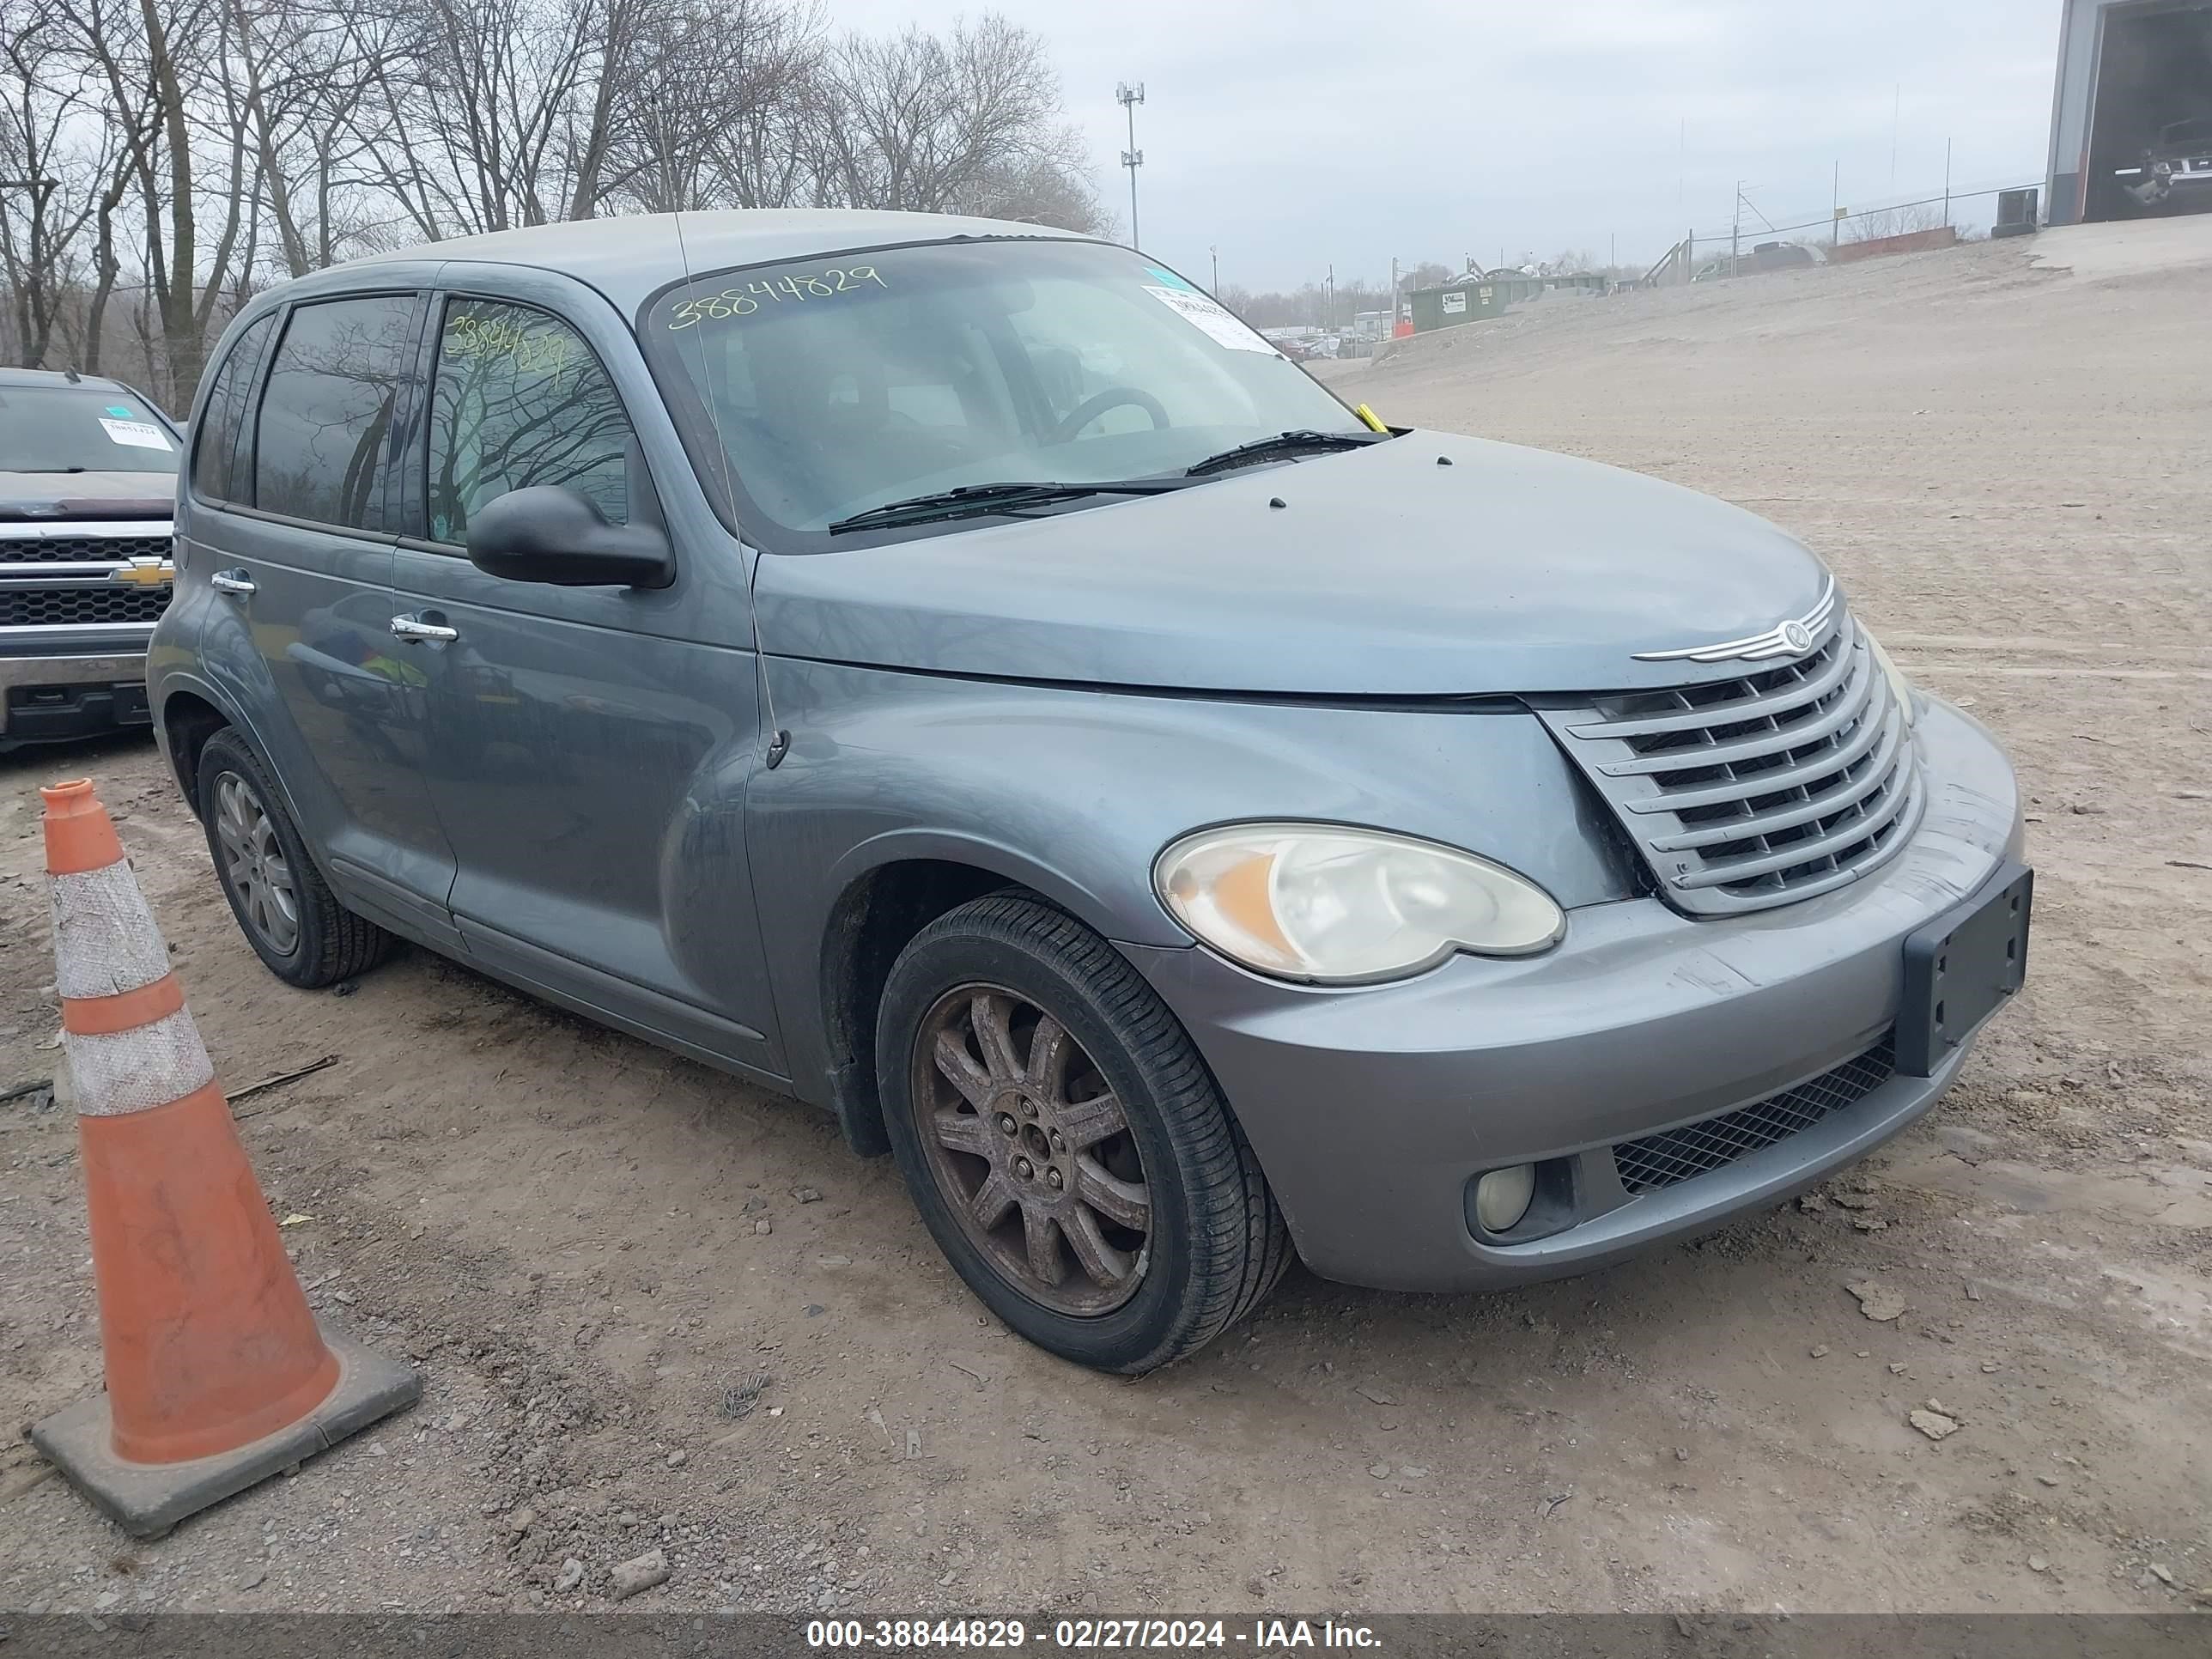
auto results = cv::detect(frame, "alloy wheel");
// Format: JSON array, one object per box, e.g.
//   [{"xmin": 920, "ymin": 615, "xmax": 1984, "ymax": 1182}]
[
  {"xmin": 213, "ymin": 771, "xmax": 301, "ymax": 957},
  {"xmin": 910, "ymin": 983, "xmax": 1152, "ymax": 1316}
]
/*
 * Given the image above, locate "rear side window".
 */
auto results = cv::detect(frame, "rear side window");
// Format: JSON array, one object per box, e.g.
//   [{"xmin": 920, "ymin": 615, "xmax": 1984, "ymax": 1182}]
[
  {"xmin": 253, "ymin": 295, "xmax": 421, "ymax": 532},
  {"xmin": 191, "ymin": 313, "xmax": 276, "ymax": 503},
  {"xmin": 425, "ymin": 298, "xmax": 633, "ymax": 544}
]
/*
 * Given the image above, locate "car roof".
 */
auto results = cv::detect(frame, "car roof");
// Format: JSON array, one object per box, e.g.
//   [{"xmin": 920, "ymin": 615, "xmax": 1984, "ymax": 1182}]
[
  {"xmin": 0, "ymin": 365, "xmax": 141, "ymax": 394},
  {"xmin": 355, "ymin": 209, "xmax": 1109, "ymax": 313}
]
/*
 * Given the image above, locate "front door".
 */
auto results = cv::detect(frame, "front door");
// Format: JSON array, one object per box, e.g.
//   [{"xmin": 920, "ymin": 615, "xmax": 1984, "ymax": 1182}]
[
  {"xmin": 391, "ymin": 290, "xmax": 781, "ymax": 1075},
  {"xmin": 195, "ymin": 290, "xmax": 461, "ymax": 950}
]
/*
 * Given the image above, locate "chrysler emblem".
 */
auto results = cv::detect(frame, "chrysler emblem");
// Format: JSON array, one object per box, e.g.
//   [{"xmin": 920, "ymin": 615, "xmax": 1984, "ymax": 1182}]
[{"xmin": 1634, "ymin": 578, "xmax": 1836, "ymax": 665}]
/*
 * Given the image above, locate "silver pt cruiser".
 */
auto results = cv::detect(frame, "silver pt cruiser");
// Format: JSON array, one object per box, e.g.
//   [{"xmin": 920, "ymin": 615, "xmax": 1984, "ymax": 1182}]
[{"xmin": 149, "ymin": 211, "xmax": 2031, "ymax": 1371}]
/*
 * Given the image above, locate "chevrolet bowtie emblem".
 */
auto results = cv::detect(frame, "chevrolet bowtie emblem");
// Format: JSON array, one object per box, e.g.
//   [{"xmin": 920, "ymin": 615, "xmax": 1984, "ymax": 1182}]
[
  {"xmin": 108, "ymin": 556, "xmax": 175, "ymax": 587},
  {"xmin": 1633, "ymin": 577, "xmax": 1836, "ymax": 664}
]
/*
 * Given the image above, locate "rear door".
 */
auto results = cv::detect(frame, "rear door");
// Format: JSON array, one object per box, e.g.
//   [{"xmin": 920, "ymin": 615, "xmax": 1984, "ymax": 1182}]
[
  {"xmin": 391, "ymin": 279, "xmax": 781, "ymax": 1073},
  {"xmin": 191, "ymin": 289, "xmax": 461, "ymax": 950}
]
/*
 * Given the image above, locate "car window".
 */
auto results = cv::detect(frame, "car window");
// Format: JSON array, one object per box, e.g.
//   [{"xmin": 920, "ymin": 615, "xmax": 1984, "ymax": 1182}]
[
  {"xmin": 644, "ymin": 239, "xmax": 1362, "ymax": 543},
  {"xmin": 0, "ymin": 383, "xmax": 179, "ymax": 476},
  {"xmin": 191, "ymin": 313, "xmax": 278, "ymax": 503},
  {"xmin": 252, "ymin": 294, "xmax": 420, "ymax": 532},
  {"xmin": 425, "ymin": 298, "xmax": 632, "ymax": 544}
]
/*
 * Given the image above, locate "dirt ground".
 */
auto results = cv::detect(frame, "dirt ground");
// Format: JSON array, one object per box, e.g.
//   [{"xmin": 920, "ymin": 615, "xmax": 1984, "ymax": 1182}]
[{"xmin": 3, "ymin": 223, "xmax": 2209, "ymax": 1618}]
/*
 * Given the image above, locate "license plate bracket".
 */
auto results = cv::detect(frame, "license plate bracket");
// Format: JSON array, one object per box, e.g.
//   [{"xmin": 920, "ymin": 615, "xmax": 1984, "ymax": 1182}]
[{"xmin": 1897, "ymin": 862, "xmax": 2033, "ymax": 1078}]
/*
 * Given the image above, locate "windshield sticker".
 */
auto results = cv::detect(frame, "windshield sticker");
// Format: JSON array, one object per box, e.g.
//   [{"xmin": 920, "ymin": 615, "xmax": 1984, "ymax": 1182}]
[
  {"xmin": 106, "ymin": 404, "xmax": 134, "ymax": 417},
  {"xmin": 666, "ymin": 266, "xmax": 888, "ymax": 329},
  {"xmin": 1140, "ymin": 286, "xmax": 1278, "ymax": 354},
  {"xmin": 1145, "ymin": 264, "xmax": 1196, "ymax": 291},
  {"xmin": 98, "ymin": 416, "xmax": 172, "ymax": 451}
]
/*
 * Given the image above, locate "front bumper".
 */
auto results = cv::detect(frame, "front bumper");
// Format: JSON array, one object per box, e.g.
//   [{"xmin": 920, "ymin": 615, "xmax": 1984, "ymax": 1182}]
[
  {"xmin": 0, "ymin": 649, "xmax": 154, "ymax": 745},
  {"xmin": 1124, "ymin": 699, "xmax": 2025, "ymax": 1292}
]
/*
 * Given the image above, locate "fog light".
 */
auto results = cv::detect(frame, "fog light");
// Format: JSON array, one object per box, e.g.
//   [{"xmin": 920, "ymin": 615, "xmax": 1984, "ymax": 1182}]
[{"xmin": 1473, "ymin": 1164, "xmax": 1537, "ymax": 1234}]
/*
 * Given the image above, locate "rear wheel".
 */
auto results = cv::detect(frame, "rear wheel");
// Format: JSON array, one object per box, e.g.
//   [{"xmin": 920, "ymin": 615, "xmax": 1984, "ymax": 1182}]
[
  {"xmin": 878, "ymin": 893, "xmax": 1290, "ymax": 1372},
  {"xmin": 197, "ymin": 728, "xmax": 395, "ymax": 988}
]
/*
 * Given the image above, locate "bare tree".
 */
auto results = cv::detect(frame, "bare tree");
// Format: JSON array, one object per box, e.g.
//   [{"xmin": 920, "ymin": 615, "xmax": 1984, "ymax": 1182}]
[
  {"xmin": 359, "ymin": 0, "xmax": 601, "ymax": 239},
  {"xmin": 2, "ymin": 0, "xmax": 1104, "ymax": 395},
  {"xmin": 822, "ymin": 16, "xmax": 1061, "ymax": 215},
  {"xmin": 951, "ymin": 119, "xmax": 1105, "ymax": 233},
  {"xmin": 0, "ymin": 0, "xmax": 112, "ymax": 366},
  {"xmin": 614, "ymin": 0, "xmax": 827, "ymax": 213}
]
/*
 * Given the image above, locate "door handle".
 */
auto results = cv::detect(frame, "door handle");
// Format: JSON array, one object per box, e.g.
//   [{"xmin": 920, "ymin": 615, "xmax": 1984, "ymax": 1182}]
[
  {"xmin": 210, "ymin": 568, "xmax": 256, "ymax": 597},
  {"xmin": 389, "ymin": 613, "xmax": 459, "ymax": 644}
]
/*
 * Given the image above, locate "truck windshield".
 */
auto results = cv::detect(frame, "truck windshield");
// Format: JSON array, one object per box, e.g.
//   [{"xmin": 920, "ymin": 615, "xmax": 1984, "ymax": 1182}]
[
  {"xmin": 0, "ymin": 385, "xmax": 179, "ymax": 475},
  {"xmin": 642, "ymin": 238, "xmax": 1369, "ymax": 540}
]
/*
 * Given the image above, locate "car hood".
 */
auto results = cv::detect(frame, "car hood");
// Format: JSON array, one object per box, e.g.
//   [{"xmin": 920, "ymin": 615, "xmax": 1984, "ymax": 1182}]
[
  {"xmin": 753, "ymin": 431, "xmax": 1835, "ymax": 696},
  {"xmin": 0, "ymin": 471, "xmax": 177, "ymax": 520}
]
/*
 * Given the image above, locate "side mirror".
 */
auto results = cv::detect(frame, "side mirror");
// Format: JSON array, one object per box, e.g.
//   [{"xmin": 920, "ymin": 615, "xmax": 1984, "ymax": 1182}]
[{"xmin": 464, "ymin": 486, "xmax": 675, "ymax": 589}]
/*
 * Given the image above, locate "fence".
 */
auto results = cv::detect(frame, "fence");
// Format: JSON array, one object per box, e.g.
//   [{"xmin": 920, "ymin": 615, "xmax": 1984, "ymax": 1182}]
[{"xmin": 1642, "ymin": 183, "xmax": 2041, "ymax": 287}]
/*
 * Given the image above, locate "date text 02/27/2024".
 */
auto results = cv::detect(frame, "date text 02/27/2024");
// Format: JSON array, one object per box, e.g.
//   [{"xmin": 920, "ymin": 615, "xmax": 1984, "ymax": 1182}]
[{"xmin": 805, "ymin": 1620, "xmax": 1382, "ymax": 1650}]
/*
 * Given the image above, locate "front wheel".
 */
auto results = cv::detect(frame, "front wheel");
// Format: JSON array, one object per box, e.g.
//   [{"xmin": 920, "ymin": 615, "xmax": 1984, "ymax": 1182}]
[{"xmin": 877, "ymin": 894, "xmax": 1290, "ymax": 1372}]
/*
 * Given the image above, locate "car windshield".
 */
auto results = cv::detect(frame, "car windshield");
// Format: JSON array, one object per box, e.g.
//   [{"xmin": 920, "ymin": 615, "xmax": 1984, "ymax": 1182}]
[
  {"xmin": 0, "ymin": 384, "xmax": 178, "ymax": 475},
  {"xmin": 642, "ymin": 237, "xmax": 1368, "ymax": 540},
  {"xmin": 2161, "ymin": 118, "xmax": 2212, "ymax": 147}
]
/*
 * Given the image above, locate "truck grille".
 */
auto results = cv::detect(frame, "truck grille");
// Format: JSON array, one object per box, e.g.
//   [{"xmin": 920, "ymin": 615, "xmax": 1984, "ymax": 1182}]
[
  {"xmin": 0, "ymin": 585, "xmax": 173, "ymax": 627},
  {"xmin": 1613, "ymin": 1035, "xmax": 1897, "ymax": 1194},
  {"xmin": 1534, "ymin": 608, "xmax": 1922, "ymax": 915},
  {"xmin": 0, "ymin": 533, "xmax": 173, "ymax": 565}
]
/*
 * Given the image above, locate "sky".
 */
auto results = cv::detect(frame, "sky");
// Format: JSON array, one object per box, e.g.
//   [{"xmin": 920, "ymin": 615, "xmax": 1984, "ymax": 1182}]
[{"xmin": 830, "ymin": 0, "xmax": 2064, "ymax": 290}]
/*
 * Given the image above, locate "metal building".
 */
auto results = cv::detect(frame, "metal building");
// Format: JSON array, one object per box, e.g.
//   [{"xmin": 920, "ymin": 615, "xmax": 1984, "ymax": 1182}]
[{"xmin": 2046, "ymin": 0, "xmax": 2212, "ymax": 225}]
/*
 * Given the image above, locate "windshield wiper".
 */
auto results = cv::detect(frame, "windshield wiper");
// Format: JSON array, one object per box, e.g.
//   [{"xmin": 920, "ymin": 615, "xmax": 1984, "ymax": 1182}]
[
  {"xmin": 827, "ymin": 479, "xmax": 1184, "ymax": 534},
  {"xmin": 18, "ymin": 465, "xmax": 88, "ymax": 474},
  {"xmin": 1185, "ymin": 429, "xmax": 1389, "ymax": 477}
]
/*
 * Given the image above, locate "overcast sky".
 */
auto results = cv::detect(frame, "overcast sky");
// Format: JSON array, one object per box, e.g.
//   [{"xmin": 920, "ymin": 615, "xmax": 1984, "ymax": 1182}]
[{"xmin": 834, "ymin": 0, "xmax": 2063, "ymax": 289}]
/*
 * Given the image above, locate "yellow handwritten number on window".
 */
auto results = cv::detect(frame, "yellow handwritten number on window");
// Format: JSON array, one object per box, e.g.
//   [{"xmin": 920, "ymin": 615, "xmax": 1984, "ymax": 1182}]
[{"xmin": 665, "ymin": 266, "xmax": 888, "ymax": 330}]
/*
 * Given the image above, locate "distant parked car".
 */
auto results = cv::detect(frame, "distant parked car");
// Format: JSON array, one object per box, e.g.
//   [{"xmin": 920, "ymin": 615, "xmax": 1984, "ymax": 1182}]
[
  {"xmin": 1748, "ymin": 240, "xmax": 1817, "ymax": 272},
  {"xmin": 1, "ymin": 367, "xmax": 181, "ymax": 755},
  {"xmin": 2117, "ymin": 118, "xmax": 2212, "ymax": 212},
  {"xmin": 1693, "ymin": 242, "xmax": 1818, "ymax": 283}
]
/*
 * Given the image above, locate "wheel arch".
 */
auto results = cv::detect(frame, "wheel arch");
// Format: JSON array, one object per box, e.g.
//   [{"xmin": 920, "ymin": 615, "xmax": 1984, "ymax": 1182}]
[
  {"xmin": 158, "ymin": 685, "xmax": 231, "ymax": 813},
  {"xmin": 811, "ymin": 832, "xmax": 1146, "ymax": 1158}
]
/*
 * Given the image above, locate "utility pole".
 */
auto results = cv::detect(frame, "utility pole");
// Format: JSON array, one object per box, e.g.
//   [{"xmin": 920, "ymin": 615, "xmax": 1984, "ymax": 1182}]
[
  {"xmin": 1731, "ymin": 179, "xmax": 1743, "ymax": 276},
  {"xmin": 1943, "ymin": 137, "xmax": 1954, "ymax": 227},
  {"xmin": 1116, "ymin": 82, "xmax": 1146, "ymax": 249},
  {"xmin": 1832, "ymin": 159, "xmax": 1841, "ymax": 249},
  {"xmin": 1891, "ymin": 83, "xmax": 1900, "ymax": 193},
  {"xmin": 1209, "ymin": 245, "xmax": 1218, "ymax": 291}
]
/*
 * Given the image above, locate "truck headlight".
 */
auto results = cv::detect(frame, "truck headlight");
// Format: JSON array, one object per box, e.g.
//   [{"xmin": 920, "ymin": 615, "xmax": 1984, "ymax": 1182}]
[
  {"xmin": 1863, "ymin": 629, "xmax": 1920, "ymax": 728},
  {"xmin": 1154, "ymin": 823, "xmax": 1565, "ymax": 985}
]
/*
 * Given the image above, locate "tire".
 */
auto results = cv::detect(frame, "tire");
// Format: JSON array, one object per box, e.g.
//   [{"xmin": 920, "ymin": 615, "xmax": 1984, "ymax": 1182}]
[
  {"xmin": 196, "ymin": 727, "xmax": 396, "ymax": 988},
  {"xmin": 877, "ymin": 893, "xmax": 1291, "ymax": 1373}
]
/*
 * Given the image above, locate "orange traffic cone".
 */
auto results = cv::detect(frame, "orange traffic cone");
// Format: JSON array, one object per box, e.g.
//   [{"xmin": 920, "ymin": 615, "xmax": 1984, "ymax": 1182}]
[{"xmin": 30, "ymin": 778, "xmax": 417, "ymax": 1537}]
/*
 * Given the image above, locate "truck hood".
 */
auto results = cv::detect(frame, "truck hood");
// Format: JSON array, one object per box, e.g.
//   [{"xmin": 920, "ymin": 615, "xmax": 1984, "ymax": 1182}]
[
  {"xmin": 0, "ymin": 471, "xmax": 177, "ymax": 520},
  {"xmin": 753, "ymin": 431, "xmax": 1834, "ymax": 697}
]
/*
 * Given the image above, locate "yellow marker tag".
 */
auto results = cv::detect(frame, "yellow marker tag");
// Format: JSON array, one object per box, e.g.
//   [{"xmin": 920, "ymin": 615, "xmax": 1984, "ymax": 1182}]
[{"xmin": 1353, "ymin": 403, "xmax": 1389, "ymax": 434}]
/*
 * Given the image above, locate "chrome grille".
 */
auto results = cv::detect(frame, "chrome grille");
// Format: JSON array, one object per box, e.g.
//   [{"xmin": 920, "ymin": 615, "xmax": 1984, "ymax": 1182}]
[
  {"xmin": 1613, "ymin": 1035, "xmax": 1897, "ymax": 1194},
  {"xmin": 0, "ymin": 584, "xmax": 173, "ymax": 627},
  {"xmin": 0, "ymin": 533, "xmax": 172, "ymax": 565},
  {"xmin": 1535, "ymin": 610, "xmax": 1922, "ymax": 915}
]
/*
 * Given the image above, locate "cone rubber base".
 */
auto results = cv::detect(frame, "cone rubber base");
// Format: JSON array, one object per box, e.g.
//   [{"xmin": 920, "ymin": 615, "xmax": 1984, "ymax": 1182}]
[{"xmin": 30, "ymin": 1327, "xmax": 419, "ymax": 1538}]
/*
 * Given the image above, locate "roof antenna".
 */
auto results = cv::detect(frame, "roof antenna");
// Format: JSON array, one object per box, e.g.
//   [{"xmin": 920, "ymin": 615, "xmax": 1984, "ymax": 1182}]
[{"xmin": 64, "ymin": 365, "xmax": 82, "ymax": 383}]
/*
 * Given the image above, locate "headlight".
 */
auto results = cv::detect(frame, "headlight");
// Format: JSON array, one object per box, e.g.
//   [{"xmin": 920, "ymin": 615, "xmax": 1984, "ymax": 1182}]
[
  {"xmin": 1863, "ymin": 629, "xmax": 1919, "ymax": 728},
  {"xmin": 1153, "ymin": 823, "xmax": 1565, "ymax": 984}
]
